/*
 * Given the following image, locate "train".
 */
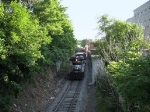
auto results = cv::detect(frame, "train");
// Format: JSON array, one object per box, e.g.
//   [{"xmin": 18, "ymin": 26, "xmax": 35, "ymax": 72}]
[{"xmin": 68, "ymin": 48, "xmax": 87, "ymax": 79}]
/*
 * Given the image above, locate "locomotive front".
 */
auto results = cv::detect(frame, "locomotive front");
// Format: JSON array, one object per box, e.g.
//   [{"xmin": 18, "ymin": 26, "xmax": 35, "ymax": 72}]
[{"xmin": 69, "ymin": 53, "xmax": 86, "ymax": 79}]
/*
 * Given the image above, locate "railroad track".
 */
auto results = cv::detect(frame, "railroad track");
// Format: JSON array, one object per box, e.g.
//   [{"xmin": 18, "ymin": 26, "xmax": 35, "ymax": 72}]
[
  {"xmin": 52, "ymin": 80, "xmax": 81, "ymax": 112},
  {"xmin": 46, "ymin": 56, "xmax": 91, "ymax": 112}
]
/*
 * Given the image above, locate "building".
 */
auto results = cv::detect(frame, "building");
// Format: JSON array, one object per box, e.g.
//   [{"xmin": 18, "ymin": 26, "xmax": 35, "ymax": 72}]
[
  {"xmin": 127, "ymin": 0, "xmax": 150, "ymax": 39},
  {"xmin": 85, "ymin": 39, "xmax": 97, "ymax": 51}
]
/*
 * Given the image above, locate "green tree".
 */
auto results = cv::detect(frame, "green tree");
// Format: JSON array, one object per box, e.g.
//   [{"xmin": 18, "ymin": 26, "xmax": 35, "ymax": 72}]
[
  {"xmin": 77, "ymin": 40, "xmax": 81, "ymax": 45},
  {"xmin": 81, "ymin": 39, "xmax": 87, "ymax": 47},
  {"xmin": 94, "ymin": 14, "xmax": 150, "ymax": 111},
  {"xmin": 94, "ymin": 14, "xmax": 143, "ymax": 62},
  {"xmin": 0, "ymin": 1, "xmax": 51, "ymax": 111},
  {"xmin": 0, "ymin": 0, "xmax": 76, "ymax": 111},
  {"xmin": 107, "ymin": 39, "xmax": 150, "ymax": 111},
  {"xmin": 34, "ymin": 0, "xmax": 77, "ymax": 66}
]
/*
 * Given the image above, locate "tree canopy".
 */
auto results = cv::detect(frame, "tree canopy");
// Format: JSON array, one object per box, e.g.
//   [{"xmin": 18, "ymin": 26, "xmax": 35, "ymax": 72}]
[
  {"xmin": 94, "ymin": 14, "xmax": 150, "ymax": 111},
  {"xmin": 0, "ymin": 1, "xmax": 77, "ymax": 111}
]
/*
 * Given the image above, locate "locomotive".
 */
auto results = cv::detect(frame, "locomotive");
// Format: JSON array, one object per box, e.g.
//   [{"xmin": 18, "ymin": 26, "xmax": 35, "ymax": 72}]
[{"xmin": 68, "ymin": 51, "xmax": 86, "ymax": 79}]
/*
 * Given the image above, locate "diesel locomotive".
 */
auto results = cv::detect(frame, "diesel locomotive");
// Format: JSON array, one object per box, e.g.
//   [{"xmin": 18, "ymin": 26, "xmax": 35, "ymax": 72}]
[{"xmin": 68, "ymin": 51, "xmax": 86, "ymax": 79}]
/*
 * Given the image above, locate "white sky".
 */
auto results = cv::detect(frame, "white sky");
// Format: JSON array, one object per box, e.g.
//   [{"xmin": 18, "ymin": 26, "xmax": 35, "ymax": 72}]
[{"xmin": 60, "ymin": 0, "xmax": 149, "ymax": 40}]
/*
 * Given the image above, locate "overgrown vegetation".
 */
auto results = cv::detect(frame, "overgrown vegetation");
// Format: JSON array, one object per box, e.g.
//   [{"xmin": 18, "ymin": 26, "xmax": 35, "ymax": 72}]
[
  {"xmin": 94, "ymin": 14, "xmax": 150, "ymax": 112},
  {"xmin": 96, "ymin": 75, "xmax": 123, "ymax": 112},
  {"xmin": 0, "ymin": 0, "xmax": 77, "ymax": 112},
  {"xmin": 80, "ymin": 39, "xmax": 87, "ymax": 47}
]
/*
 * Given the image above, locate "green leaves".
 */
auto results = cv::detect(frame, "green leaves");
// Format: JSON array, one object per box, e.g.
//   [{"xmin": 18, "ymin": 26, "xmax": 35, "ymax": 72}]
[
  {"xmin": 0, "ymin": 1, "xmax": 51, "ymax": 111},
  {"xmin": 34, "ymin": 0, "xmax": 77, "ymax": 65},
  {"xmin": 0, "ymin": 1, "xmax": 77, "ymax": 111},
  {"xmin": 95, "ymin": 14, "xmax": 150, "ymax": 111}
]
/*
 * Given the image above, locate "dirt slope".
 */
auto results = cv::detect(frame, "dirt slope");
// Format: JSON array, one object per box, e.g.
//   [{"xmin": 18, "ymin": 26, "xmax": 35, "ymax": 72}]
[{"xmin": 11, "ymin": 69, "xmax": 65, "ymax": 112}]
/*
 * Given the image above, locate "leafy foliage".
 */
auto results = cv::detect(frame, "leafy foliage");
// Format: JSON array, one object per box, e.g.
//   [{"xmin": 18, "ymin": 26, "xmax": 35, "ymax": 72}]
[
  {"xmin": 94, "ymin": 14, "xmax": 150, "ymax": 111},
  {"xmin": 0, "ymin": 0, "xmax": 77, "ymax": 111},
  {"xmin": 107, "ymin": 41, "xmax": 150, "ymax": 111},
  {"xmin": 81, "ymin": 39, "xmax": 87, "ymax": 47},
  {"xmin": 0, "ymin": 2, "xmax": 51, "ymax": 111},
  {"xmin": 96, "ymin": 75, "xmax": 123, "ymax": 112},
  {"xmin": 34, "ymin": 0, "xmax": 77, "ymax": 66}
]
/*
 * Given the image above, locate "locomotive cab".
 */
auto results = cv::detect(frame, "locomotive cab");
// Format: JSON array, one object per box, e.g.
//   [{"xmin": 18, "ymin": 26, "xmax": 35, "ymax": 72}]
[{"xmin": 75, "ymin": 52, "xmax": 86, "ymax": 63}]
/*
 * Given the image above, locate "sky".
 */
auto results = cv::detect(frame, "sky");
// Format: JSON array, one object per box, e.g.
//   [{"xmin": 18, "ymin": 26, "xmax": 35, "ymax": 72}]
[{"xmin": 60, "ymin": 0, "xmax": 149, "ymax": 40}]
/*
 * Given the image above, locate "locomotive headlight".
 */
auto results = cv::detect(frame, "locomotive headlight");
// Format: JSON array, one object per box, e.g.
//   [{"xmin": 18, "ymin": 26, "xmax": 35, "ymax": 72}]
[{"xmin": 75, "ymin": 58, "xmax": 78, "ymax": 62}]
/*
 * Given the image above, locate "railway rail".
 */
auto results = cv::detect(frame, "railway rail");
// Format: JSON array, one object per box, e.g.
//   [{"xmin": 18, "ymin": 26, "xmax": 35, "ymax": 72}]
[
  {"xmin": 53, "ymin": 80, "xmax": 81, "ymax": 112},
  {"xmin": 46, "ymin": 52, "xmax": 92, "ymax": 112}
]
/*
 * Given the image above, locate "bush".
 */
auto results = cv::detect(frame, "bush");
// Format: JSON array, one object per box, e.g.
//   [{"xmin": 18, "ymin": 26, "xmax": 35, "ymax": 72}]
[{"xmin": 96, "ymin": 75, "xmax": 123, "ymax": 112}]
